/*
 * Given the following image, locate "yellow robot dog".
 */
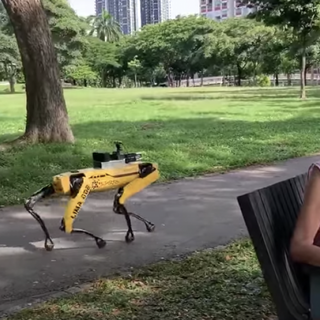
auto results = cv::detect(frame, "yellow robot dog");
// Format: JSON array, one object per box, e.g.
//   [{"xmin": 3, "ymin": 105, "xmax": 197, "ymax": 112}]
[{"xmin": 24, "ymin": 142, "xmax": 160, "ymax": 251}]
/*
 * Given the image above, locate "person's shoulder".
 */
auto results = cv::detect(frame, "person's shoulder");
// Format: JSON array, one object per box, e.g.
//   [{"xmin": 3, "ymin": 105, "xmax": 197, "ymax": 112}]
[{"xmin": 308, "ymin": 162, "xmax": 320, "ymax": 178}]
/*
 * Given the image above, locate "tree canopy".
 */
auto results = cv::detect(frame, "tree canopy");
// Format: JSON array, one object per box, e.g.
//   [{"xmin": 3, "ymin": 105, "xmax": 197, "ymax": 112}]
[
  {"xmin": 243, "ymin": 0, "xmax": 320, "ymax": 98},
  {"xmin": 1, "ymin": 1, "xmax": 315, "ymax": 91}
]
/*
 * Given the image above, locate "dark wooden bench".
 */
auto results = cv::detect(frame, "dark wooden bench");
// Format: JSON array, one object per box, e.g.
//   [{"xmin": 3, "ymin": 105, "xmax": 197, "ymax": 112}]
[{"xmin": 237, "ymin": 172, "xmax": 320, "ymax": 320}]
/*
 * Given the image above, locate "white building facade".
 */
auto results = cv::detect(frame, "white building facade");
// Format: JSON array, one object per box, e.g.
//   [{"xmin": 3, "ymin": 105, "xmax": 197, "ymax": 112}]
[{"xmin": 200, "ymin": 0, "xmax": 254, "ymax": 21}]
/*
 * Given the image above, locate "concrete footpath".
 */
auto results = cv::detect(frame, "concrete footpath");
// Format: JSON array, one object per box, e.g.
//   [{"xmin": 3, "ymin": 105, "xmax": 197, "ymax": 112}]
[{"xmin": 0, "ymin": 154, "xmax": 318, "ymax": 314}]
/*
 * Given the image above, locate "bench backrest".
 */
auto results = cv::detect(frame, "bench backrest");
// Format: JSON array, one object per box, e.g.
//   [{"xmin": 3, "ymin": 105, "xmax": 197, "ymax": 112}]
[{"xmin": 237, "ymin": 172, "xmax": 310, "ymax": 320}]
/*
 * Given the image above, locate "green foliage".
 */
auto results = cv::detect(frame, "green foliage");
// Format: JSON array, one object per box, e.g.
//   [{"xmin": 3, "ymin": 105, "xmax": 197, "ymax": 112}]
[
  {"xmin": 83, "ymin": 36, "xmax": 121, "ymax": 87},
  {"xmin": 246, "ymin": 0, "xmax": 320, "ymax": 37},
  {"xmin": 0, "ymin": 28, "xmax": 20, "ymax": 91},
  {"xmin": 64, "ymin": 63, "xmax": 97, "ymax": 84},
  {"xmin": 244, "ymin": 0, "xmax": 320, "ymax": 97},
  {"xmin": 256, "ymin": 74, "xmax": 271, "ymax": 87},
  {"xmin": 219, "ymin": 18, "xmax": 276, "ymax": 84},
  {"xmin": 128, "ymin": 55, "xmax": 141, "ymax": 72},
  {"xmin": 87, "ymin": 9, "xmax": 122, "ymax": 42},
  {"xmin": 0, "ymin": 31, "xmax": 18, "ymax": 64},
  {"xmin": 1, "ymin": 0, "xmax": 318, "ymax": 91},
  {"xmin": 42, "ymin": 0, "xmax": 88, "ymax": 70},
  {"xmin": 127, "ymin": 55, "xmax": 142, "ymax": 86}
]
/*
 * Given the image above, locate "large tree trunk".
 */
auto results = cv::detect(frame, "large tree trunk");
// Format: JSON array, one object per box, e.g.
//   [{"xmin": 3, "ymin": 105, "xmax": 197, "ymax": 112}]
[
  {"xmin": 304, "ymin": 64, "xmax": 308, "ymax": 86},
  {"xmin": 236, "ymin": 63, "xmax": 242, "ymax": 86},
  {"xmin": 4, "ymin": 63, "xmax": 15, "ymax": 93},
  {"xmin": 9, "ymin": 76, "xmax": 15, "ymax": 93},
  {"xmin": 1, "ymin": 0, "xmax": 74, "ymax": 144},
  {"xmin": 200, "ymin": 70, "xmax": 204, "ymax": 87},
  {"xmin": 287, "ymin": 73, "xmax": 292, "ymax": 86},
  {"xmin": 300, "ymin": 49, "xmax": 307, "ymax": 100}
]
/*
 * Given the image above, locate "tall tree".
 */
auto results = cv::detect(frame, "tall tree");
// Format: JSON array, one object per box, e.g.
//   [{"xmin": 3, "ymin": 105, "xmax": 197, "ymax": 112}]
[
  {"xmin": 244, "ymin": 0, "xmax": 320, "ymax": 99},
  {"xmin": 0, "ymin": 31, "xmax": 20, "ymax": 93},
  {"xmin": 88, "ymin": 9, "xmax": 122, "ymax": 42},
  {"xmin": 1, "ymin": 0, "xmax": 74, "ymax": 143},
  {"xmin": 83, "ymin": 36, "xmax": 121, "ymax": 87},
  {"xmin": 43, "ymin": 0, "xmax": 88, "ymax": 72}
]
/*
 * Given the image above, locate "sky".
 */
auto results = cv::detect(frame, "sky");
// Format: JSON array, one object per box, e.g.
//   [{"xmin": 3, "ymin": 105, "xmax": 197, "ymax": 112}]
[{"xmin": 68, "ymin": 0, "xmax": 199, "ymax": 18}]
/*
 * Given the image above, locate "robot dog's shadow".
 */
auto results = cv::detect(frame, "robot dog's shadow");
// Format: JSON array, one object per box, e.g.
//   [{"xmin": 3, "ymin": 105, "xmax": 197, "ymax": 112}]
[{"xmin": 1, "ymin": 229, "xmax": 139, "ymax": 254}]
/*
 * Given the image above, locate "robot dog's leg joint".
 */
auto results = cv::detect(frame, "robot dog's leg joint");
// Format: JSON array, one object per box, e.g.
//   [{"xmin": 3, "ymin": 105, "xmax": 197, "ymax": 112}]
[
  {"xmin": 24, "ymin": 184, "xmax": 56, "ymax": 251},
  {"xmin": 60, "ymin": 174, "xmax": 106, "ymax": 249},
  {"xmin": 113, "ymin": 196, "xmax": 135, "ymax": 243},
  {"xmin": 113, "ymin": 163, "xmax": 159, "ymax": 242}
]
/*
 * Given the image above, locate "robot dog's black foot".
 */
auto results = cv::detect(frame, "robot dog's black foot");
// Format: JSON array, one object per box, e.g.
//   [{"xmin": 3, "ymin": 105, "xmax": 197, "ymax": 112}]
[
  {"xmin": 125, "ymin": 231, "xmax": 135, "ymax": 243},
  {"xmin": 130, "ymin": 212, "xmax": 155, "ymax": 233},
  {"xmin": 96, "ymin": 238, "xmax": 107, "ymax": 249},
  {"xmin": 59, "ymin": 219, "xmax": 106, "ymax": 249},
  {"xmin": 113, "ymin": 198, "xmax": 155, "ymax": 240},
  {"xmin": 44, "ymin": 238, "xmax": 55, "ymax": 251},
  {"xmin": 114, "ymin": 203, "xmax": 135, "ymax": 243},
  {"xmin": 70, "ymin": 228, "xmax": 106, "ymax": 249}
]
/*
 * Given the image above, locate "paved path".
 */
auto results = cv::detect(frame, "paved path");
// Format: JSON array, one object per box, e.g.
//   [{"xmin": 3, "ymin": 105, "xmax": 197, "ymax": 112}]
[{"xmin": 0, "ymin": 154, "xmax": 318, "ymax": 313}]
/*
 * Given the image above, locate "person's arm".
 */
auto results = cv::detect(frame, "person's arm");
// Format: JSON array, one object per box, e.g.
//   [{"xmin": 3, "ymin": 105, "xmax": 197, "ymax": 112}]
[{"xmin": 290, "ymin": 165, "xmax": 320, "ymax": 266}]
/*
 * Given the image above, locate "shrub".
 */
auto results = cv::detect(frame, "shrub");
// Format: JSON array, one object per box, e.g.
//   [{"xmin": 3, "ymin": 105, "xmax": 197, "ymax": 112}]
[{"xmin": 257, "ymin": 75, "xmax": 271, "ymax": 87}]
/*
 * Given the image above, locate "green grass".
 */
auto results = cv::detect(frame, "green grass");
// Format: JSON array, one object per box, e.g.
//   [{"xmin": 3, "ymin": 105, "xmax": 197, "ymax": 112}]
[
  {"xmin": 1, "ymin": 85, "xmax": 320, "ymax": 206},
  {"xmin": 6, "ymin": 238, "xmax": 275, "ymax": 320}
]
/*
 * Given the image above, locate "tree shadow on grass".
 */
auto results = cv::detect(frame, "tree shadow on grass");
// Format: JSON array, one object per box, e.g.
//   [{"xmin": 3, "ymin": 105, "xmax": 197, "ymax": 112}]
[
  {"xmin": 141, "ymin": 95, "xmax": 224, "ymax": 101},
  {"xmin": 169, "ymin": 86, "xmax": 298, "ymax": 95},
  {"xmin": 140, "ymin": 94, "xmax": 304, "ymax": 102},
  {"xmin": 0, "ymin": 134, "xmax": 18, "ymax": 144},
  {"xmin": 0, "ymin": 91, "xmax": 25, "ymax": 95},
  {"xmin": 140, "ymin": 87, "xmax": 319, "ymax": 101}
]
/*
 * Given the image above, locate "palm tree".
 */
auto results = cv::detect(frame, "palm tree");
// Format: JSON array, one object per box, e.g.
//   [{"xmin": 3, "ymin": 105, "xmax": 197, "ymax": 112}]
[{"xmin": 88, "ymin": 10, "xmax": 122, "ymax": 43}]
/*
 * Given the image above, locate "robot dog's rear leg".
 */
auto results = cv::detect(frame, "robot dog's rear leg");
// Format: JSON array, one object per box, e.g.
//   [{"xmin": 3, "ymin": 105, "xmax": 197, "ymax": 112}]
[{"xmin": 113, "ymin": 163, "xmax": 159, "ymax": 242}]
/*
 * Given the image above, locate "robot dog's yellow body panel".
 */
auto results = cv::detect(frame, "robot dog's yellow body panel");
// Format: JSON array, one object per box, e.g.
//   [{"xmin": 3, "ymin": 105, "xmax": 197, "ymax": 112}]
[
  {"xmin": 24, "ymin": 142, "xmax": 160, "ymax": 251},
  {"xmin": 52, "ymin": 162, "xmax": 159, "ymax": 194}
]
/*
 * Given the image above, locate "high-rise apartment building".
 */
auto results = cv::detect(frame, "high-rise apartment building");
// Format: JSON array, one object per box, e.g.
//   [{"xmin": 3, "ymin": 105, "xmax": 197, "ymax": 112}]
[
  {"xmin": 95, "ymin": 0, "xmax": 107, "ymax": 16},
  {"xmin": 200, "ymin": 0, "xmax": 254, "ymax": 20},
  {"xmin": 140, "ymin": 0, "xmax": 171, "ymax": 27},
  {"xmin": 95, "ymin": 0, "xmax": 170, "ymax": 34},
  {"xmin": 95, "ymin": 0, "xmax": 139, "ymax": 35}
]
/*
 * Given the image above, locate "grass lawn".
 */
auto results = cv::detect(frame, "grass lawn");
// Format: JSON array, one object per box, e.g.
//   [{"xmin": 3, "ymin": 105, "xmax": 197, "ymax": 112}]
[
  {"xmin": 1, "ymin": 85, "xmax": 320, "ymax": 206},
  {"xmin": 6, "ymin": 238, "xmax": 275, "ymax": 320}
]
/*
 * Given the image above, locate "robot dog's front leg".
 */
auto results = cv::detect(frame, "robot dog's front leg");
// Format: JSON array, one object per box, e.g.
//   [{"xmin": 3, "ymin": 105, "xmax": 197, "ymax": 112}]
[
  {"xmin": 59, "ymin": 174, "xmax": 106, "ymax": 249},
  {"xmin": 113, "ymin": 163, "xmax": 160, "ymax": 243},
  {"xmin": 24, "ymin": 184, "xmax": 56, "ymax": 251}
]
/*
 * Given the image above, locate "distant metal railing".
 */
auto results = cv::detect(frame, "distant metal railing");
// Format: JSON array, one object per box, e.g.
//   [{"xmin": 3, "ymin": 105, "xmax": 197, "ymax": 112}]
[{"xmin": 177, "ymin": 74, "xmax": 320, "ymax": 87}]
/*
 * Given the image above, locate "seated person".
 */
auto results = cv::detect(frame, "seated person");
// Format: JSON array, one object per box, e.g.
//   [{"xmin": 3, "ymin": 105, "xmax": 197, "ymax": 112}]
[{"xmin": 291, "ymin": 163, "xmax": 320, "ymax": 266}]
